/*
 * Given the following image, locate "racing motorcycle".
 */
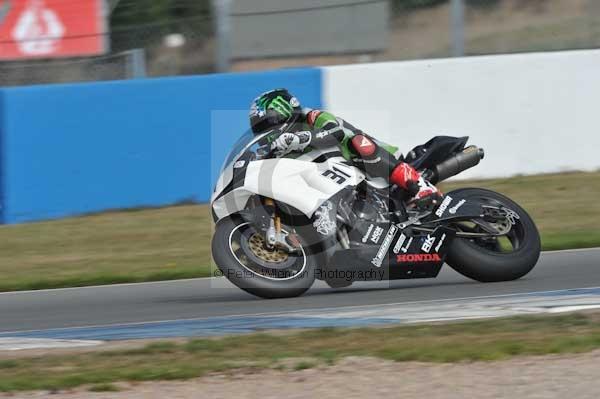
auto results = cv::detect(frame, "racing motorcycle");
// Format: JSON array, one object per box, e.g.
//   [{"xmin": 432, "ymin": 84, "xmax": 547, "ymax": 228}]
[{"xmin": 211, "ymin": 131, "xmax": 541, "ymax": 299}]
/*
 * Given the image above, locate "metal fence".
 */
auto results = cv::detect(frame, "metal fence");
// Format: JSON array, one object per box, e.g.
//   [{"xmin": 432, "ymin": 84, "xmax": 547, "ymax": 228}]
[
  {"xmin": 230, "ymin": 0, "xmax": 600, "ymax": 71},
  {"xmin": 0, "ymin": 50, "xmax": 139, "ymax": 87},
  {"xmin": 1, "ymin": 0, "xmax": 600, "ymax": 86},
  {"xmin": 390, "ymin": 0, "xmax": 600, "ymax": 60},
  {"xmin": 460, "ymin": 0, "xmax": 600, "ymax": 56}
]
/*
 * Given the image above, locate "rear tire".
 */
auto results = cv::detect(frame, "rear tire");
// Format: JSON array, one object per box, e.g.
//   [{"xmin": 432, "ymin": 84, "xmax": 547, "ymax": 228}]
[
  {"xmin": 445, "ymin": 188, "xmax": 541, "ymax": 282},
  {"xmin": 212, "ymin": 216, "xmax": 317, "ymax": 299}
]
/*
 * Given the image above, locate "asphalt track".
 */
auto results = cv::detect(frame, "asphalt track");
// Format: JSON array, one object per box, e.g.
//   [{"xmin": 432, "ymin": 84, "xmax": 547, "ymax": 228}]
[{"xmin": 1, "ymin": 248, "xmax": 600, "ymax": 335}]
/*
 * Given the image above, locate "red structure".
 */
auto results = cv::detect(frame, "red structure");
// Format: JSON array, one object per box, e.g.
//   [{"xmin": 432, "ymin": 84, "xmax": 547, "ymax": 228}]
[{"xmin": 0, "ymin": 0, "xmax": 107, "ymax": 60}]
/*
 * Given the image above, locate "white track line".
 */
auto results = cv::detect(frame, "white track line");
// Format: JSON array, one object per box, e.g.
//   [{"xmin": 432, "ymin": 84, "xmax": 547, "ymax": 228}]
[
  {"xmin": 0, "ymin": 338, "xmax": 102, "ymax": 351},
  {"xmin": 3, "ymin": 285, "xmax": 600, "ymax": 336},
  {"xmin": 1, "ymin": 247, "xmax": 599, "ymax": 296},
  {"xmin": 542, "ymin": 247, "xmax": 600, "ymax": 254}
]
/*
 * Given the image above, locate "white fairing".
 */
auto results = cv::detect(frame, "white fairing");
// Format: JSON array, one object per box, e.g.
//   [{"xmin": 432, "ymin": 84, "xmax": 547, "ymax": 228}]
[{"xmin": 212, "ymin": 157, "xmax": 365, "ymax": 220}]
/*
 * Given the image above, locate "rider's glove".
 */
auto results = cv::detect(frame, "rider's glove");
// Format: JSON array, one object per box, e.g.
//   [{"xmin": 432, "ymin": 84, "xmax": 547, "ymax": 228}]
[{"xmin": 272, "ymin": 131, "xmax": 312, "ymax": 157}]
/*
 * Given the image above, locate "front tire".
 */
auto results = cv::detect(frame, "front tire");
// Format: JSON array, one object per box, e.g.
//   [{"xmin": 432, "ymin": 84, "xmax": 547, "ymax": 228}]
[
  {"xmin": 212, "ymin": 216, "xmax": 317, "ymax": 299},
  {"xmin": 445, "ymin": 188, "xmax": 541, "ymax": 282}
]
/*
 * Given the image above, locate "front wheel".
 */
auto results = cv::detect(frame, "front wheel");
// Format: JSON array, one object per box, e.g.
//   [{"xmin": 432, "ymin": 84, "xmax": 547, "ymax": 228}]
[
  {"xmin": 445, "ymin": 188, "xmax": 541, "ymax": 282},
  {"xmin": 212, "ymin": 216, "xmax": 317, "ymax": 299}
]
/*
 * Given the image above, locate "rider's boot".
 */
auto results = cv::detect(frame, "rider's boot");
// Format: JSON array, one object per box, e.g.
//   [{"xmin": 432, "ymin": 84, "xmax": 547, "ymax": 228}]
[{"xmin": 390, "ymin": 163, "xmax": 443, "ymax": 211}]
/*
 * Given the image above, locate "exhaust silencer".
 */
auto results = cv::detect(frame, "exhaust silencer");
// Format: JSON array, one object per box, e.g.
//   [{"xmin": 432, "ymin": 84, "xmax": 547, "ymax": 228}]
[{"xmin": 430, "ymin": 146, "xmax": 485, "ymax": 184}]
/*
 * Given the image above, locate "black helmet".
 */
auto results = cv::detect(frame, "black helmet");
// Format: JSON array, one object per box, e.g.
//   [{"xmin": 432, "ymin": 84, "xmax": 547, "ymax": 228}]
[{"xmin": 249, "ymin": 89, "xmax": 302, "ymax": 135}]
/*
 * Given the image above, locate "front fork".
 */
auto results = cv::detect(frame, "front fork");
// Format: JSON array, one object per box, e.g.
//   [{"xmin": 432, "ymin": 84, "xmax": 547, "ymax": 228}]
[
  {"xmin": 262, "ymin": 197, "xmax": 301, "ymax": 253},
  {"xmin": 263, "ymin": 198, "xmax": 280, "ymax": 249}
]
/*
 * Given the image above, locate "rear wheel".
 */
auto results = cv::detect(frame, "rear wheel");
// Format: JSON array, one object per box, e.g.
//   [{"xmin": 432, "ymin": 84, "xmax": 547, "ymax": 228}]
[
  {"xmin": 445, "ymin": 188, "xmax": 541, "ymax": 282},
  {"xmin": 212, "ymin": 216, "xmax": 317, "ymax": 299}
]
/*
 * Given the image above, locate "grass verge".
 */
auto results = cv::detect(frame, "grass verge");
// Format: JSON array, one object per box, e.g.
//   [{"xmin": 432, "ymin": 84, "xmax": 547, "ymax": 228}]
[
  {"xmin": 2, "ymin": 313, "xmax": 600, "ymax": 392},
  {"xmin": 0, "ymin": 172, "xmax": 598, "ymax": 292}
]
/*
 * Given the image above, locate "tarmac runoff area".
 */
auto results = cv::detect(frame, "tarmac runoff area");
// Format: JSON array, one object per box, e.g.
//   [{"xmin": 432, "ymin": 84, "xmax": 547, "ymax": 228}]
[{"xmin": 1, "ymin": 248, "xmax": 600, "ymax": 350}]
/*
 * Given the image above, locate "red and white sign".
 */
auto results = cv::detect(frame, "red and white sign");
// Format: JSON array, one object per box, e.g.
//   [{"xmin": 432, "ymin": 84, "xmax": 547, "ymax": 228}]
[{"xmin": 0, "ymin": 0, "xmax": 107, "ymax": 60}]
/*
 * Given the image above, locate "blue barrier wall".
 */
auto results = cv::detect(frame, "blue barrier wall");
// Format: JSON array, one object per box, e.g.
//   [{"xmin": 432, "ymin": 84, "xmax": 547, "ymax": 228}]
[
  {"xmin": 0, "ymin": 90, "xmax": 5, "ymax": 224},
  {"xmin": 0, "ymin": 68, "xmax": 322, "ymax": 224}
]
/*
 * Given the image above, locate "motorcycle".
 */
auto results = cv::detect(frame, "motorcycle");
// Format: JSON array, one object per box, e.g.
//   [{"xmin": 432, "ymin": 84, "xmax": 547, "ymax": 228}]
[{"xmin": 211, "ymin": 131, "xmax": 541, "ymax": 299}]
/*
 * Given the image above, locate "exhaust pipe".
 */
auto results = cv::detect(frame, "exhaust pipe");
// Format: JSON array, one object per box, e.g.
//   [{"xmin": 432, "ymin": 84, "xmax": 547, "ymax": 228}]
[{"xmin": 429, "ymin": 146, "xmax": 485, "ymax": 184}]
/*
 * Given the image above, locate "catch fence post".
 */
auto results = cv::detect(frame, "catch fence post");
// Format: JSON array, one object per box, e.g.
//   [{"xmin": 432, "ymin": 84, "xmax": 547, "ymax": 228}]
[
  {"xmin": 212, "ymin": 0, "xmax": 233, "ymax": 72},
  {"xmin": 451, "ymin": 0, "xmax": 465, "ymax": 57}
]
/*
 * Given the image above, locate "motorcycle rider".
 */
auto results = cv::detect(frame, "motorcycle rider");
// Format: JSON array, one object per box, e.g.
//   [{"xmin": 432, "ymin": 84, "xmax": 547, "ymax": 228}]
[{"xmin": 249, "ymin": 89, "xmax": 442, "ymax": 208}]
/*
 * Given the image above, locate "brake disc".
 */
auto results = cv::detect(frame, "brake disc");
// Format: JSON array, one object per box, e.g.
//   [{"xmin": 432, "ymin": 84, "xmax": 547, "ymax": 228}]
[{"xmin": 247, "ymin": 233, "xmax": 289, "ymax": 263}]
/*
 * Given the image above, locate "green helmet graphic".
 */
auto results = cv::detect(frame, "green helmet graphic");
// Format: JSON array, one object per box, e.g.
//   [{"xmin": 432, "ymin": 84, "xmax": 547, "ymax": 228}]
[{"xmin": 250, "ymin": 89, "xmax": 302, "ymax": 135}]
